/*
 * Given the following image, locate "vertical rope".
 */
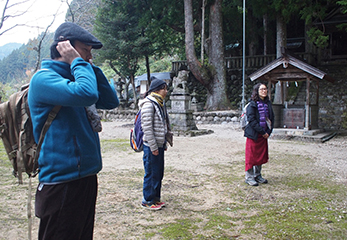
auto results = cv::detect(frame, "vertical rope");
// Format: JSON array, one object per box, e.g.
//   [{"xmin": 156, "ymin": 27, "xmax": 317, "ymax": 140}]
[{"xmin": 27, "ymin": 177, "xmax": 32, "ymax": 240}]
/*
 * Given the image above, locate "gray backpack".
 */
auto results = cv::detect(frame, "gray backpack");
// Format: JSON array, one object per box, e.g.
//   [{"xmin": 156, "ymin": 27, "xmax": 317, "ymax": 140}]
[{"xmin": 240, "ymin": 103, "xmax": 250, "ymax": 130}]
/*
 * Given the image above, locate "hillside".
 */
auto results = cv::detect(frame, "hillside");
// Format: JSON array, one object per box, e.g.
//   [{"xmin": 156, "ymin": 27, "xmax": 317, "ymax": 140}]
[
  {"xmin": 0, "ymin": 43, "xmax": 23, "ymax": 60},
  {"xmin": 0, "ymin": 33, "xmax": 53, "ymax": 87}
]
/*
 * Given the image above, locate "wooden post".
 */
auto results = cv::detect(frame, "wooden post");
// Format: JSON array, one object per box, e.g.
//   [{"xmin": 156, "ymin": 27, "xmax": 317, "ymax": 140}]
[
  {"xmin": 280, "ymin": 81, "xmax": 283, "ymax": 104},
  {"xmin": 316, "ymin": 80, "xmax": 319, "ymax": 105},
  {"xmin": 305, "ymin": 77, "xmax": 310, "ymax": 130}
]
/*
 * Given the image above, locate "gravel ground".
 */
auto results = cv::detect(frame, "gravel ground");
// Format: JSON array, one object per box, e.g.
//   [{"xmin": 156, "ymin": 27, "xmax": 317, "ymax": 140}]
[
  {"xmin": 100, "ymin": 121, "xmax": 347, "ymax": 183},
  {"xmin": 1, "ymin": 121, "xmax": 346, "ymax": 239}
]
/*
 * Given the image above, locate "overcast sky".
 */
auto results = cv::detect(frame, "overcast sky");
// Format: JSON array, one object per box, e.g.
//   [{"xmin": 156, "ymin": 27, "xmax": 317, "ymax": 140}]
[{"xmin": 0, "ymin": 0, "xmax": 69, "ymax": 47}]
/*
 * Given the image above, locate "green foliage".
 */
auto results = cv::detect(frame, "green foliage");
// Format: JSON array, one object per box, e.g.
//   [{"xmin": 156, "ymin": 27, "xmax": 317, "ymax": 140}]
[
  {"xmin": 0, "ymin": 82, "xmax": 19, "ymax": 102},
  {"xmin": 299, "ymin": 0, "xmax": 335, "ymax": 27},
  {"xmin": 203, "ymin": 214, "xmax": 233, "ymax": 230},
  {"xmin": 307, "ymin": 28, "xmax": 330, "ymax": 49},
  {"xmin": 0, "ymin": 43, "xmax": 22, "ymax": 60},
  {"xmin": 94, "ymin": 0, "xmax": 185, "ymax": 78},
  {"xmin": 0, "ymin": 31, "xmax": 53, "ymax": 101},
  {"xmin": 136, "ymin": 56, "xmax": 178, "ymax": 76},
  {"xmin": 341, "ymin": 111, "xmax": 347, "ymax": 129},
  {"xmin": 299, "ymin": 0, "xmax": 338, "ymax": 49},
  {"xmin": 99, "ymin": 62, "xmax": 117, "ymax": 82},
  {"xmin": 94, "ymin": 0, "xmax": 145, "ymax": 78},
  {"xmin": 336, "ymin": 0, "xmax": 347, "ymax": 31},
  {"xmin": 98, "ymin": 54, "xmax": 177, "ymax": 97},
  {"xmin": 0, "ymin": 47, "xmax": 29, "ymax": 84},
  {"xmin": 0, "ymin": 32, "xmax": 53, "ymax": 87},
  {"xmin": 243, "ymin": 198, "xmax": 347, "ymax": 239},
  {"xmin": 159, "ymin": 219, "xmax": 197, "ymax": 239},
  {"xmin": 101, "ymin": 139, "xmax": 129, "ymax": 152},
  {"xmin": 337, "ymin": 23, "xmax": 347, "ymax": 32},
  {"xmin": 270, "ymin": 0, "xmax": 303, "ymax": 22},
  {"xmin": 0, "ymin": 0, "xmax": 345, "ymax": 110},
  {"xmin": 0, "ymin": 143, "xmax": 11, "ymax": 169},
  {"xmin": 337, "ymin": 0, "xmax": 347, "ymax": 14}
]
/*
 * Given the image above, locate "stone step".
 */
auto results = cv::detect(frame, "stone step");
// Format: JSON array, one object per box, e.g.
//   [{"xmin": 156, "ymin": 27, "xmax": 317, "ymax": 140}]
[
  {"xmin": 271, "ymin": 129, "xmax": 337, "ymax": 143},
  {"xmin": 272, "ymin": 128, "xmax": 322, "ymax": 136}
]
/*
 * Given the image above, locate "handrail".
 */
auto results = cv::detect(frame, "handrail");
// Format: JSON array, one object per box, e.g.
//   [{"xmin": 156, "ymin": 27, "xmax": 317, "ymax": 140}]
[
  {"xmin": 225, "ymin": 55, "xmax": 276, "ymax": 69},
  {"xmin": 171, "ymin": 53, "xmax": 316, "ymax": 74}
]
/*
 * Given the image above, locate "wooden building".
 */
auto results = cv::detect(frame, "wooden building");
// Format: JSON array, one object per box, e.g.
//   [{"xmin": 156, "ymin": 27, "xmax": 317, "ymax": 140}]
[{"xmin": 249, "ymin": 54, "xmax": 335, "ymax": 130}]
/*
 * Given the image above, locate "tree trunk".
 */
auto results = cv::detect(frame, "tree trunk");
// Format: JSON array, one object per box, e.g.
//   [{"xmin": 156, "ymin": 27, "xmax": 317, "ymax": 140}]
[
  {"xmin": 184, "ymin": 0, "xmax": 210, "ymax": 88},
  {"xmin": 130, "ymin": 74, "xmax": 138, "ymax": 108},
  {"xmin": 145, "ymin": 55, "xmax": 151, "ymax": 88},
  {"xmin": 274, "ymin": 14, "xmax": 287, "ymax": 104},
  {"xmin": 276, "ymin": 14, "xmax": 286, "ymax": 58},
  {"xmin": 263, "ymin": 14, "xmax": 268, "ymax": 55},
  {"xmin": 206, "ymin": 0, "xmax": 230, "ymax": 110},
  {"xmin": 184, "ymin": 0, "xmax": 230, "ymax": 110},
  {"xmin": 247, "ymin": 10, "xmax": 257, "ymax": 56}
]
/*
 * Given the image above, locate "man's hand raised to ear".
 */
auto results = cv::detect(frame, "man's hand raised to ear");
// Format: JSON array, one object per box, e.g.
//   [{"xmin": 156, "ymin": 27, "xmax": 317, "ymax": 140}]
[{"xmin": 56, "ymin": 40, "xmax": 81, "ymax": 65}]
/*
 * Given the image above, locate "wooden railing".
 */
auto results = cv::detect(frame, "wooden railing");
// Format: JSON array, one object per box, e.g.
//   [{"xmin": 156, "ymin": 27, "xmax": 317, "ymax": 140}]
[
  {"xmin": 171, "ymin": 55, "xmax": 277, "ymax": 75},
  {"xmin": 225, "ymin": 55, "xmax": 276, "ymax": 69},
  {"xmin": 171, "ymin": 53, "xmax": 317, "ymax": 75}
]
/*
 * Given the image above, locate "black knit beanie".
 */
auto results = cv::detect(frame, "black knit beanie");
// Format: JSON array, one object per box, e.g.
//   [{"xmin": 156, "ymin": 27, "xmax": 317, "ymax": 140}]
[{"xmin": 148, "ymin": 76, "xmax": 167, "ymax": 93}]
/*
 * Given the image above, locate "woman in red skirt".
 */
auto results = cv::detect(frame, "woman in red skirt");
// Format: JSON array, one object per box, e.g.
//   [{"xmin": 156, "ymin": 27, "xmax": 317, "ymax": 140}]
[{"xmin": 244, "ymin": 83, "xmax": 274, "ymax": 186}]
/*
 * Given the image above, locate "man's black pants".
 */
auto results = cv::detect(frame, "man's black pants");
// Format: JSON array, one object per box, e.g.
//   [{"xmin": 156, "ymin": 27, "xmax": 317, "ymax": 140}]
[{"xmin": 35, "ymin": 175, "xmax": 98, "ymax": 240}]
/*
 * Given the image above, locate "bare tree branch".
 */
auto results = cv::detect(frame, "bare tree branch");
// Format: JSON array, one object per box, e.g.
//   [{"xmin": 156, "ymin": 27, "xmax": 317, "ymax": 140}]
[
  {"xmin": 0, "ymin": 0, "xmax": 35, "ymax": 37},
  {"xmin": 33, "ymin": 12, "xmax": 57, "ymax": 72}
]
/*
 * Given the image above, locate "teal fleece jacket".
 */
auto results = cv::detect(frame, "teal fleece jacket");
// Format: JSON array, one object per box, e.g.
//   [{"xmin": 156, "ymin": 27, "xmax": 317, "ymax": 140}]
[{"xmin": 28, "ymin": 58, "xmax": 119, "ymax": 183}]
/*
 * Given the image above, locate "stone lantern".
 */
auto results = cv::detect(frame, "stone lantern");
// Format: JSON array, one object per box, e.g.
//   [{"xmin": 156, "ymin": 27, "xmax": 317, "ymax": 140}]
[{"xmin": 168, "ymin": 70, "xmax": 198, "ymax": 133}]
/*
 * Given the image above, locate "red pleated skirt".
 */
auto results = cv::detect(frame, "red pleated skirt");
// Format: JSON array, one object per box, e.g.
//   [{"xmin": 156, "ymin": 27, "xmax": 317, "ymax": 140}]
[{"xmin": 245, "ymin": 134, "xmax": 268, "ymax": 171}]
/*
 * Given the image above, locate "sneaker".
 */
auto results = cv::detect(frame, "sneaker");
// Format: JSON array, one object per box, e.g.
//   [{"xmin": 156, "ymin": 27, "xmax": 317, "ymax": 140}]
[
  {"xmin": 255, "ymin": 176, "xmax": 268, "ymax": 184},
  {"xmin": 156, "ymin": 201, "xmax": 166, "ymax": 207},
  {"xmin": 245, "ymin": 179, "xmax": 259, "ymax": 186},
  {"xmin": 141, "ymin": 203, "xmax": 162, "ymax": 210}
]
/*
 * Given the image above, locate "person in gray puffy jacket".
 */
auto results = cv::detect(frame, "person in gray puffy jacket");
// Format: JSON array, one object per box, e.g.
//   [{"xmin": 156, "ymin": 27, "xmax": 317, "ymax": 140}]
[{"xmin": 139, "ymin": 77, "xmax": 172, "ymax": 210}]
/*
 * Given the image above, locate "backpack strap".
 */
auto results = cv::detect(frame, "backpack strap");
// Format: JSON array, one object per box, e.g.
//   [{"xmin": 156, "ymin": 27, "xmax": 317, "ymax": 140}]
[
  {"xmin": 31, "ymin": 105, "xmax": 61, "ymax": 177},
  {"xmin": 27, "ymin": 105, "xmax": 61, "ymax": 238}
]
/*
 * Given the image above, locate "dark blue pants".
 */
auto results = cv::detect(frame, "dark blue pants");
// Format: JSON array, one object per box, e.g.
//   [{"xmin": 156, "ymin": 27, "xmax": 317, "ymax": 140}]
[
  {"xmin": 35, "ymin": 175, "xmax": 98, "ymax": 240},
  {"xmin": 142, "ymin": 145, "xmax": 165, "ymax": 205}
]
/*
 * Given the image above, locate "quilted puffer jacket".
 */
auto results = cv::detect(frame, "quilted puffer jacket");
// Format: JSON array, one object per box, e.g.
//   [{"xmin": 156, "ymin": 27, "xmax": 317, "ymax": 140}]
[{"xmin": 139, "ymin": 95, "xmax": 168, "ymax": 151}]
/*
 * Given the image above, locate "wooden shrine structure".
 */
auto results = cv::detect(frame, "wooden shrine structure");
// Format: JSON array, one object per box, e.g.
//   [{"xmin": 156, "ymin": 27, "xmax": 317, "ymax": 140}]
[{"xmin": 249, "ymin": 54, "xmax": 334, "ymax": 130}]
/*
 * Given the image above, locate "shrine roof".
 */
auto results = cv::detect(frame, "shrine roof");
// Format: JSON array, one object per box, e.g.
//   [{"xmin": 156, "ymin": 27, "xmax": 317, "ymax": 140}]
[{"xmin": 249, "ymin": 54, "xmax": 335, "ymax": 83}]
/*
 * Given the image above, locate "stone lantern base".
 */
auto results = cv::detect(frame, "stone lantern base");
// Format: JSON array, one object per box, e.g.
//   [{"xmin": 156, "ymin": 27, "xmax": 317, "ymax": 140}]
[
  {"xmin": 169, "ymin": 109, "xmax": 198, "ymax": 131},
  {"xmin": 169, "ymin": 94, "xmax": 213, "ymax": 136}
]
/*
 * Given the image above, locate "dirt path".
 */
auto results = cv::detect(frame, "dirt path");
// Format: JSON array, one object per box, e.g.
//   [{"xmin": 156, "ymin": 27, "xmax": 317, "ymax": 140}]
[
  {"xmin": 95, "ymin": 121, "xmax": 347, "ymax": 239},
  {"xmin": 100, "ymin": 121, "xmax": 347, "ymax": 183},
  {"xmin": 1, "ymin": 121, "xmax": 346, "ymax": 239}
]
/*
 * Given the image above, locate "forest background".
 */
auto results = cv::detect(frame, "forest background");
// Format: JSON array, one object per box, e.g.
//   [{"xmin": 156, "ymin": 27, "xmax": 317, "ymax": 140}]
[{"xmin": 0, "ymin": 0, "xmax": 347, "ymax": 112}]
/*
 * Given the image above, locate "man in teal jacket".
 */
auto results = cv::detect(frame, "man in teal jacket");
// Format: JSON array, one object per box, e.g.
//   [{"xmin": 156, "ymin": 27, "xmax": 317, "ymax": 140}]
[{"xmin": 28, "ymin": 22, "xmax": 119, "ymax": 240}]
